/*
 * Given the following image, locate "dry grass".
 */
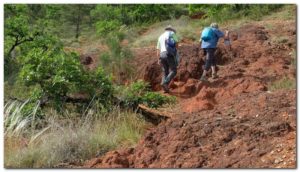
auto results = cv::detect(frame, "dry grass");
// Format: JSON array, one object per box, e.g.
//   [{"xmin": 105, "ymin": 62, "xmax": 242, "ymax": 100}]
[{"xmin": 4, "ymin": 102, "xmax": 149, "ymax": 168}]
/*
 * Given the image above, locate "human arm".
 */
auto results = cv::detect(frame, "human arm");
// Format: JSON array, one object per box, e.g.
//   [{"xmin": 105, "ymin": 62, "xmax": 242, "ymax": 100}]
[
  {"xmin": 156, "ymin": 40, "xmax": 161, "ymax": 65},
  {"xmin": 216, "ymin": 29, "xmax": 224, "ymax": 38},
  {"xmin": 224, "ymin": 30, "xmax": 229, "ymax": 40}
]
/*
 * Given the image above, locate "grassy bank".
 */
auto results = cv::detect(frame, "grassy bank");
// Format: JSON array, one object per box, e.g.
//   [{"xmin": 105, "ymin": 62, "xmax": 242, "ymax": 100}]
[{"xmin": 4, "ymin": 101, "xmax": 149, "ymax": 168}]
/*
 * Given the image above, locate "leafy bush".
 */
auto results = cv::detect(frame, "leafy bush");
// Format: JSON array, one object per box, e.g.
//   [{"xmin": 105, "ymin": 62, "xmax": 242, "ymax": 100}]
[
  {"xmin": 116, "ymin": 80, "xmax": 176, "ymax": 108},
  {"xmin": 4, "ymin": 4, "xmax": 45, "ymax": 79},
  {"xmin": 17, "ymin": 35, "xmax": 114, "ymax": 110}
]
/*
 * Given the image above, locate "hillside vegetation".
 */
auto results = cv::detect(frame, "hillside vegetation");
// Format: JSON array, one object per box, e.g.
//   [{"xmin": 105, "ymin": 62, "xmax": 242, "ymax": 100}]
[{"xmin": 4, "ymin": 4, "xmax": 295, "ymax": 168}]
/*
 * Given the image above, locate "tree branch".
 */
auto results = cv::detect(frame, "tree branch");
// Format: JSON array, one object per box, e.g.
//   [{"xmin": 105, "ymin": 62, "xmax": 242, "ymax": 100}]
[{"xmin": 7, "ymin": 35, "xmax": 35, "ymax": 58}]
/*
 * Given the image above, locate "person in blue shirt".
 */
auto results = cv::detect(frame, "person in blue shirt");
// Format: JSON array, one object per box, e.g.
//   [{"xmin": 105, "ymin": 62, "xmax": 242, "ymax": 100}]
[{"xmin": 200, "ymin": 23, "xmax": 229, "ymax": 81}]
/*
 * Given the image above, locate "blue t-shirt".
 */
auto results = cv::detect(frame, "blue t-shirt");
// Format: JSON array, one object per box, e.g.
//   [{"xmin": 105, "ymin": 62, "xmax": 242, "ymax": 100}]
[{"xmin": 201, "ymin": 28, "xmax": 224, "ymax": 49}]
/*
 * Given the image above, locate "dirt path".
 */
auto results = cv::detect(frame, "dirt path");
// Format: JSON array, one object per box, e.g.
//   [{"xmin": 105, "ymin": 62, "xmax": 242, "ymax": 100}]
[{"xmin": 83, "ymin": 20, "xmax": 296, "ymax": 168}]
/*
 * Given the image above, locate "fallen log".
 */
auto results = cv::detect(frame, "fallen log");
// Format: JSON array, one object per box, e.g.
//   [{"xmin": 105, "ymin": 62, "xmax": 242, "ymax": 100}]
[{"xmin": 137, "ymin": 104, "xmax": 175, "ymax": 125}]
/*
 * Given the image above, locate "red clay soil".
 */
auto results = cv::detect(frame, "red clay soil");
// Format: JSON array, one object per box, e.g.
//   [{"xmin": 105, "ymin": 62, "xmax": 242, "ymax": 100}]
[
  {"xmin": 85, "ymin": 90, "xmax": 296, "ymax": 168},
  {"xmin": 83, "ymin": 21, "xmax": 296, "ymax": 168}
]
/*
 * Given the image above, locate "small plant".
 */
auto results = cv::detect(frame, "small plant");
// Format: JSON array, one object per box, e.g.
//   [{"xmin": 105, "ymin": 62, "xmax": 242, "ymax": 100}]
[
  {"xmin": 116, "ymin": 80, "xmax": 176, "ymax": 108},
  {"xmin": 141, "ymin": 92, "xmax": 176, "ymax": 108},
  {"xmin": 269, "ymin": 77, "xmax": 296, "ymax": 91},
  {"xmin": 272, "ymin": 36, "xmax": 289, "ymax": 44}
]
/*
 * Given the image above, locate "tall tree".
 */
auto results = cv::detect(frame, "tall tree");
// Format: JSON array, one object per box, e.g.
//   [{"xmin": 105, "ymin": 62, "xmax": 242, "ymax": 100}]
[{"xmin": 62, "ymin": 4, "xmax": 95, "ymax": 39}]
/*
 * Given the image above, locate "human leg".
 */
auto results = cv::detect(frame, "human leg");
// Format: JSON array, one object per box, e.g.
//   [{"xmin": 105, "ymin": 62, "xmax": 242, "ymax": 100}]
[
  {"xmin": 209, "ymin": 48, "xmax": 217, "ymax": 78},
  {"xmin": 160, "ymin": 52, "xmax": 170, "ymax": 92},
  {"xmin": 164, "ymin": 54, "xmax": 177, "ymax": 85},
  {"xmin": 200, "ymin": 49, "xmax": 211, "ymax": 81}
]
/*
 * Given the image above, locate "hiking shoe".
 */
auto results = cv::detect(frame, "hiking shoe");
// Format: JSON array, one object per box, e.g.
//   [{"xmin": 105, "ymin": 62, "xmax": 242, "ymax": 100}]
[
  {"xmin": 162, "ymin": 84, "xmax": 170, "ymax": 93},
  {"xmin": 200, "ymin": 75, "xmax": 207, "ymax": 82},
  {"xmin": 212, "ymin": 73, "xmax": 218, "ymax": 79}
]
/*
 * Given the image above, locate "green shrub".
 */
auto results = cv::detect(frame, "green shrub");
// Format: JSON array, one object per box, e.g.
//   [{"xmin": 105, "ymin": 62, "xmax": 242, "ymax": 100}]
[
  {"xmin": 116, "ymin": 80, "xmax": 176, "ymax": 108},
  {"xmin": 96, "ymin": 20, "xmax": 122, "ymax": 36},
  {"xmin": 141, "ymin": 92, "xmax": 176, "ymax": 108},
  {"xmin": 17, "ymin": 35, "xmax": 114, "ymax": 110}
]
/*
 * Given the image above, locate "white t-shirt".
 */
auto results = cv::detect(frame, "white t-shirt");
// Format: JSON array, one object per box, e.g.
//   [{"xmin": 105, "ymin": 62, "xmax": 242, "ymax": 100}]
[{"xmin": 156, "ymin": 31, "xmax": 177, "ymax": 53}]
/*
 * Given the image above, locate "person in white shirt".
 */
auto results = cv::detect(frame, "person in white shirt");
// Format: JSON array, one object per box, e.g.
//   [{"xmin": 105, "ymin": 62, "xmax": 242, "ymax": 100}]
[{"xmin": 156, "ymin": 25, "xmax": 179, "ymax": 93}]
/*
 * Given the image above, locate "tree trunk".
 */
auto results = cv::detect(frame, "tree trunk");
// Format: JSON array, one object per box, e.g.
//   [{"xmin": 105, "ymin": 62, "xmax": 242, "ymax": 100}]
[
  {"xmin": 75, "ymin": 5, "xmax": 81, "ymax": 39},
  {"xmin": 138, "ymin": 104, "xmax": 174, "ymax": 118},
  {"xmin": 75, "ymin": 17, "xmax": 80, "ymax": 39}
]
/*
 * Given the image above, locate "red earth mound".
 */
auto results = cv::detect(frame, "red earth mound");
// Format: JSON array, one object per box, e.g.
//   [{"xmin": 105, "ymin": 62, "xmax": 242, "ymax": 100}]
[
  {"xmin": 85, "ymin": 90, "xmax": 296, "ymax": 168},
  {"xmin": 134, "ymin": 23, "xmax": 295, "ymax": 92}
]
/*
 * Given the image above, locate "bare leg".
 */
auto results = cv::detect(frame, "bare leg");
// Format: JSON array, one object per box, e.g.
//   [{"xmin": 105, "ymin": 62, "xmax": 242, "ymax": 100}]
[
  {"xmin": 211, "ymin": 65, "xmax": 216, "ymax": 75},
  {"xmin": 202, "ymin": 70, "xmax": 207, "ymax": 77},
  {"xmin": 200, "ymin": 70, "xmax": 208, "ymax": 81}
]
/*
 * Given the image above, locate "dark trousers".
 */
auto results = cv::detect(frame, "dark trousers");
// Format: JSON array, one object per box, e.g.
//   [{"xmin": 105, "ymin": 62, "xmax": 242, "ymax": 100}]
[
  {"xmin": 203, "ymin": 48, "xmax": 216, "ymax": 71},
  {"xmin": 160, "ymin": 51, "xmax": 177, "ymax": 85}
]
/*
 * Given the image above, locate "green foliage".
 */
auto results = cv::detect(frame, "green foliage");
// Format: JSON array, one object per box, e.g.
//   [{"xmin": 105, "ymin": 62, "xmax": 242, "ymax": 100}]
[
  {"xmin": 85, "ymin": 68, "xmax": 114, "ymax": 104},
  {"xmin": 4, "ymin": 5, "xmax": 49, "ymax": 57},
  {"xmin": 91, "ymin": 4, "xmax": 188, "ymax": 36},
  {"xmin": 269, "ymin": 77, "xmax": 296, "ymax": 91},
  {"xmin": 4, "ymin": 5, "xmax": 37, "ymax": 77},
  {"xmin": 16, "ymin": 34, "xmax": 113, "ymax": 110},
  {"xmin": 96, "ymin": 20, "xmax": 122, "ymax": 36},
  {"xmin": 4, "ymin": 81, "xmax": 34, "ymax": 100},
  {"xmin": 90, "ymin": 5, "xmax": 120, "ymax": 21},
  {"xmin": 129, "ymin": 5, "xmax": 184, "ymax": 22},
  {"xmin": 141, "ymin": 92, "xmax": 176, "ymax": 108},
  {"xmin": 127, "ymin": 4, "xmax": 185, "ymax": 24},
  {"xmin": 19, "ymin": 45, "xmax": 80, "ymax": 98},
  {"xmin": 99, "ymin": 30, "xmax": 133, "ymax": 84},
  {"xmin": 188, "ymin": 4, "xmax": 284, "ymax": 22},
  {"xmin": 116, "ymin": 80, "xmax": 176, "ymax": 108},
  {"xmin": 60, "ymin": 5, "xmax": 95, "ymax": 39}
]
